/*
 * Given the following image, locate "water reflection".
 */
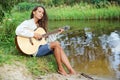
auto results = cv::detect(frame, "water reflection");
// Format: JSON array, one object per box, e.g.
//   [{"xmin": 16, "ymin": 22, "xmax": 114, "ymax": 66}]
[
  {"xmin": 107, "ymin": 32, "xmax": 120, "ymax": 79},
  {"xmin": 59, "ymin": 27, "xmax": 120, "ymax": 79}
]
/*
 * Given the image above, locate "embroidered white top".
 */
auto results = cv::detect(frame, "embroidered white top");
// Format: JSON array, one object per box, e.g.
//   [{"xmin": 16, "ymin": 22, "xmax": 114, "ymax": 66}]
[
  {"xmin": 15, "ymin": 18, "xmax": 59, "ymax": 42},
  {"xmin": 15, "ymin": 19, "xmax": 36, "ymax": 37}
]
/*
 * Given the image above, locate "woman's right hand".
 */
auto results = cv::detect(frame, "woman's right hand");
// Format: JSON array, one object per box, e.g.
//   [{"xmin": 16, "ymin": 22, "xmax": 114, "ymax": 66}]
[{"xmin": 33, "ymin": 33, "xmax": 42, "ymax": 40}]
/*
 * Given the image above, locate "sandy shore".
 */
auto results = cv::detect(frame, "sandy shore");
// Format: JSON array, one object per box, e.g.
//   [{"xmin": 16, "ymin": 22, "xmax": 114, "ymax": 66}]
[
  {"xmin": 0, "ymin": 62, "xmax": 118, "ymax": 80},
  {"xmin": 34, "ymin": 73, "xmax": 117, "ymax": 80}
]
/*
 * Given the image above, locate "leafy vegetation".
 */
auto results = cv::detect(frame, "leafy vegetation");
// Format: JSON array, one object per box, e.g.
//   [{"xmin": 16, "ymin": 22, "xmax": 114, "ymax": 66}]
[
  {"xmin": 0, "ymin": 0, "xmax": 24, "ymax": 22},
  {"xmin": 47, "ymin": 4, "xmax": 120, "ymax": 20},
  {"xmin": 0, "ymin": 0, "xmax": 120, "ymax": 22}
]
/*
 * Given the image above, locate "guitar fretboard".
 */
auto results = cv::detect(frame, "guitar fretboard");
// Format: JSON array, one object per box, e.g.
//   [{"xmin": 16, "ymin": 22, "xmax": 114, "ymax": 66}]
[
  {"xmin": 46, "ymin": 33, "xmax": 59, "ymax": 42},
  {"xmin": 42, "ymin": 30, "xmax": 59, "ymax": 38}
]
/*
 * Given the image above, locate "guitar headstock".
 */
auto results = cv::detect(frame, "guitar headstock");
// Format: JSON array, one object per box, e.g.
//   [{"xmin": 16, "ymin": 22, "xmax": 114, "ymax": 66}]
[{"xmin": 63, "ymin": 25, "xmax": 70, "ymax": 31}]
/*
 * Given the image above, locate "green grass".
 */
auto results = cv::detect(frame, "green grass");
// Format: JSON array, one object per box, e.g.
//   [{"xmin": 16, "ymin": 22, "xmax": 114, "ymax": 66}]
[
  {"xmin": 0, "ymin": 46, "xmax": 57, "ymax": 76},
  {"xmin": 8, "ymin": 4, "xmax": 120, "ymax": 21},
  {"xmin": 47, "ymin": 4, "xmax": 120, "ymax": 20}
]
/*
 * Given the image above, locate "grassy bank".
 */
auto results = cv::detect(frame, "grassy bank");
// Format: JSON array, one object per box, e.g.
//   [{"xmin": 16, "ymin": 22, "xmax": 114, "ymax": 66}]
[
  {"xmin": 0, "ymin": 4, "xmax": 120, "ymax": 76},
  {"xmin": 47, "ymin": 5, "xmax": 120, "ymax": 20},
  {"xmin": 0, "ymin": 46, "xmax": 57, "ymax": 75},
  {"xmin": 10, "ymin": 4, "xmax": 120, "ymax": 21}
]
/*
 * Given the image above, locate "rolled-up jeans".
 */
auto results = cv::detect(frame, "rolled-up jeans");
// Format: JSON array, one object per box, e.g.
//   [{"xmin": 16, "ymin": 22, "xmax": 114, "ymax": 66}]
[{"xmin": 36, "ymin": 43, "xmax": 53, "ymax": 57}]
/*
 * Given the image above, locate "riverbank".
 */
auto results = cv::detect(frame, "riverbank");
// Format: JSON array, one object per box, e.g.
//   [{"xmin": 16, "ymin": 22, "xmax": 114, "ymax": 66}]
[{"xmin": 0, "ymin": 62, "xmax": 117, "ymax": 80}]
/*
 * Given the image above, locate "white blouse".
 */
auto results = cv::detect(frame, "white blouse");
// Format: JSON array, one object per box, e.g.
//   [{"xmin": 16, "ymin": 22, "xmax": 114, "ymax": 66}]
[
  {"xmin": 15, "ymin": 18, "xmax": 59, "ymax": 42},
  {"xmin": 15, "ymin": 19, "xmax": 36, "ymax": 37}
]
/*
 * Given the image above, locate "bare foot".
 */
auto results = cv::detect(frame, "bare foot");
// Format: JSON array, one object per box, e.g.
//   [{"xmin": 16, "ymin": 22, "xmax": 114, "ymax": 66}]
[
  {"xmin": 58, "ymin": 69, "xmax": 68, "ymax": 76},
  {"xmin": 69, "ymin": 69, "xmax": 76, "ymax": 75}
]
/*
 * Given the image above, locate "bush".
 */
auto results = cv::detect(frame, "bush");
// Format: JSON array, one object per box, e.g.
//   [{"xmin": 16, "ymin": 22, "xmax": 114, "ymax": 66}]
[{"xmin": 91, "ymin": 0, "xmax": 111, "ymax": 8}]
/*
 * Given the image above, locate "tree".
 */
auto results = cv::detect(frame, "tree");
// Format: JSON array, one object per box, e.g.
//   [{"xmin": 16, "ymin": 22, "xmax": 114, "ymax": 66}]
[{"xmin": 0, "ymin": 0, "xmax": 24, "ymax": 22}]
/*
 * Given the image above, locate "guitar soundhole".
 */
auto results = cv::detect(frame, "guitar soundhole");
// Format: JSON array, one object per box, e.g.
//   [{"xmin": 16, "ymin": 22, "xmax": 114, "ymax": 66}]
[{"xmin": 38, "ymin": 38, "xmax": 42, "ymax": 41}]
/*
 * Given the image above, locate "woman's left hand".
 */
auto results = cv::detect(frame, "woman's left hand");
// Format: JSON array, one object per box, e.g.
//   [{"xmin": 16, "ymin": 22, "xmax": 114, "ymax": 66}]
[{"xmin": 58, "ymin": 28, "xmax": 64, "ymax": 34}]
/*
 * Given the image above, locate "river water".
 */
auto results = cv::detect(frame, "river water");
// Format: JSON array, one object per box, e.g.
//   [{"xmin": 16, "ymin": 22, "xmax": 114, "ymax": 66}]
[{"xmin": 49, "ymin": 20, "xmax": 120, "ymax": 80}]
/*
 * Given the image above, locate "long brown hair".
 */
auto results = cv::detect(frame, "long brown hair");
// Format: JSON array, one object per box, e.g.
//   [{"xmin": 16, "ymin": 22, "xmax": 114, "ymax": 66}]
[{"xmin": 31, "ymin": 6, "xmax": 48, "ymax": 32}]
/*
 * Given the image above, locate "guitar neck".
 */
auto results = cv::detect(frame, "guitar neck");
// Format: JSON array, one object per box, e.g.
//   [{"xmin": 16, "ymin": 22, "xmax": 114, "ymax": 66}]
[
  {"xmin": 42, "ymin": 26, "xmax": 70, "ymax": 38},
  {"xmin": 42, "ymin": 30, "xmax": 59, "ymax": 38}
]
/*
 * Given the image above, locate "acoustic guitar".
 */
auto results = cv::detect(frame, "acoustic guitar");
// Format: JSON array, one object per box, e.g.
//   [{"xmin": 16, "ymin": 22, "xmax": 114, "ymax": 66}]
[{"xmin": 15, "ymin": 26, "xmax": 70, "ymax": 55}]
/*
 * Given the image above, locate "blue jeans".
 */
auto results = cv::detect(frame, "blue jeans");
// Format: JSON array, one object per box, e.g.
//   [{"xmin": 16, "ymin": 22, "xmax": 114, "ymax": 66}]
[{"xmin": 36, "ymin": 44, "xmax": 53, "ymax": 57}]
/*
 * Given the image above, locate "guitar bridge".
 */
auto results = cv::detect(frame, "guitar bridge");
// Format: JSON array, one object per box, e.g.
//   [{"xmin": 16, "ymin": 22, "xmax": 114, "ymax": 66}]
[{"xmin": 29, "ymin": 38, "xmax": 34, "ymax": 45}]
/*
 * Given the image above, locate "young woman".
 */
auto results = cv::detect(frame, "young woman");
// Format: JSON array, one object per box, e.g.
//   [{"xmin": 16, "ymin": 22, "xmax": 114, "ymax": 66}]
[{"xmin": 15, "ymin": 6, "xmax": 76, "ymax": 76}]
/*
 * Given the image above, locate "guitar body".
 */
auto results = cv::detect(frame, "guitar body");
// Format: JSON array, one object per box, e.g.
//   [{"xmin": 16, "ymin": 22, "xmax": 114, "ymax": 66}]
[
  {"xmin": 15, "ymin": 27, "xmax": 47, "ymax": 55},
  {"xmin": 15, "ymin": 26, "xmax": 70, "ymax": 55}
]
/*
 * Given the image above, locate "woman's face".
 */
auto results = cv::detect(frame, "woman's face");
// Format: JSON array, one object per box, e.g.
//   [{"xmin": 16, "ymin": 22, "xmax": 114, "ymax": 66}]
[{"xmin": 33, "ymin": 7, "xmax": 44, "ymax": 20}]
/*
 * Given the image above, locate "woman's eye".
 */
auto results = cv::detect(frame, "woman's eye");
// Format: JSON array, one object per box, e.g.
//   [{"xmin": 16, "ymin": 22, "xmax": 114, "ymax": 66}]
[{"xmin": 38, "ymin": 10, "xmax": 44, "ymax": 14}]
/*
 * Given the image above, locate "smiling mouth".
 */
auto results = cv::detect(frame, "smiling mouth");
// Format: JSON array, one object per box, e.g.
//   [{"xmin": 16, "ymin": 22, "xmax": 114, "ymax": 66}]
[{"xmin": 39, "ymin": 15, "xmax": 43, "ymax": 17}]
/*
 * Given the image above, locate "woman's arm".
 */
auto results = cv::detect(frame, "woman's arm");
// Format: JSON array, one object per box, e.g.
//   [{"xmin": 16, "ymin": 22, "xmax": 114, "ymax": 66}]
[{"xmin": 15, "ymin": 20, "xmax": 34, "ymax": 37}]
